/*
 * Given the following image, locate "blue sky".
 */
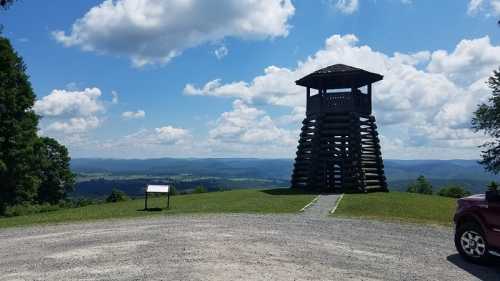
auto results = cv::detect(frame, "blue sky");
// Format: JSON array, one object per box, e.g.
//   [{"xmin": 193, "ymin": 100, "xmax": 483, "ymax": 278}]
[{"xmin": 1, "ymin": 0, "xmax": 500, "ymax": 159}]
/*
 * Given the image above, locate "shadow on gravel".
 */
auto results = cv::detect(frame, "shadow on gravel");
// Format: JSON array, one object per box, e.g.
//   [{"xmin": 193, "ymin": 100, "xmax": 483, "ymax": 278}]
[{"xmin": 447, "ymin": 254, "xmax": 500, "ymax": 280}]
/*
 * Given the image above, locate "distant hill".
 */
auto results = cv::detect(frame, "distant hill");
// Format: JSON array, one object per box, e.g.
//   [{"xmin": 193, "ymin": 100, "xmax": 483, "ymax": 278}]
[{"xmin": 71, "ymin": 158, "xmax": 500, "ymax": 197}]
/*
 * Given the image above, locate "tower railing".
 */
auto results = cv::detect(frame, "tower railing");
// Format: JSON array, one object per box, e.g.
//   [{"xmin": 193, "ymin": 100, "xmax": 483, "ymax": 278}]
[{"xmin": 306, "ymin": 91, "xmax": 371, "ymax": 115}]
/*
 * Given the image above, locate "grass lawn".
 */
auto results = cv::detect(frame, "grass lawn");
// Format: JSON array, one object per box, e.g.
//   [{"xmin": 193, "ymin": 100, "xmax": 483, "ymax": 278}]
[
  {"xmin": 332, "ymin": 192, "xmax": 457, "ymax": 226},
  {"xmin": 0, "ymin": 189, "xmax": 315, "ymax": 229}
]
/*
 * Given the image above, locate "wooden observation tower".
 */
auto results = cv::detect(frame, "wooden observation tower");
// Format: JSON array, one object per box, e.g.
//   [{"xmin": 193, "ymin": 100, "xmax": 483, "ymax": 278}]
[{"xmin": 291, "ymin": 64, "xmax": 388, "ymax": 193}]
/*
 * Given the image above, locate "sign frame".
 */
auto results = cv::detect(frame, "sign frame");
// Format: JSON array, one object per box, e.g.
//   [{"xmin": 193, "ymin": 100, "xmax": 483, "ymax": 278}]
[{"xmin": 144, "ymin": 184, "xmax": 171, "ymax": 210}]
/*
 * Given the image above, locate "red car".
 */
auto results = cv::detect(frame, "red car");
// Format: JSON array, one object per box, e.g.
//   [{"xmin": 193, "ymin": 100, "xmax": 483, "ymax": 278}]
[{"xmin": 454, "ymin": 193, "xmax": 500, "ymax": 264}]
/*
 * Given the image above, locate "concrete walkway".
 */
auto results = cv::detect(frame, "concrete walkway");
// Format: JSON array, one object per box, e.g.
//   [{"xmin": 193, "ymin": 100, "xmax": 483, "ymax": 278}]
[{"xmin": 301, "ymin": 194, "xmax": 343, "ymax": 218}]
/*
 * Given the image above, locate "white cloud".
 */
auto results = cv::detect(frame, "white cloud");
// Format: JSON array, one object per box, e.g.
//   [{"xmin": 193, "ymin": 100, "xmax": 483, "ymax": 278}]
[
  {"xmin": 331, "ymin": 0, "xmax": 411, "ymax": 14},
  {"xmin": 214, "ymin": 45, "xmax": 229, "ymax": 60},
  {"xmin": 467, "ymin": 0, "xmax": 500, "ymax": 15},
  {"xmin": 104, "ymin": 126, "xmax": 192, "ymax": 154},
  {"xmin": 186, "ymin": 34, "xmax": 500, "ymax": 159},
  {"xmin": 207, "ymin": 100, "xmax": 296, "ymax": 156},
  {"xmin": 111, "ymin": 90, "xmax": 119, "ymax": 104},
  {"xmin": 122, "ymin": 110, "xmax": 145, "ymax": 119},
  {"xmin": 34, "ymin": 88, "xmax": 105, "ymax": 134},
  {"xmin": 334, "ymin": 0, "xmax": 359, "ymax": 14},
  {"xmin": 468, "ymin": 0, "xmax": 484, "ymax": 14},
  {"xmin": 53, "ymin": 0, "xmax": 295, "ymax": 67},
  {"xmin": 153, "ymin": 126, "xmax": 191, "ymax": 145},
  {"xmin": 427, "ymin": 36, "xmax": 500, "ymax": 85},
  {"xmin": 34, "ymin": 88, "xmax": 104, "ymax": 117},
  {"xmin": 46, "ymin": 117, "xmax": 101, "ymax": 134}
]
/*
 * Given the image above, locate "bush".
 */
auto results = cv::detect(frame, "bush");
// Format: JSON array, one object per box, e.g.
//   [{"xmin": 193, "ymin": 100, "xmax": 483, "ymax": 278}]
[
  {"xmin": 3, "ymin": 203, "xmax": 60, "ymax": 217},
  {"xmin": 407, "ymin": 175, "xmax": 433, "ymax": 195},
  {"xmin": 106, "ymin": 189, "xmax": 130, "ymax": 203},
  {"xmin": 193, "ymin": 185, "xmax": 207, "ymax": 194},
  {"xmin": 438, "ymin": 185, "xmax": 471, "ymax": 198},
  {"xmin": 488, "ymin": 181, "xmax": 498, "ymax": 192}
]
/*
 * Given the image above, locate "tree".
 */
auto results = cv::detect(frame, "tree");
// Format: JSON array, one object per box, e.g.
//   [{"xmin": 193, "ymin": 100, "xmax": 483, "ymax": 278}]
[
  {"xmin": 0, "ymin": 35, "xmax": 40, "ymax": 213},
  {"xmin": 488, "ymin": 181, "xmax": 498, "ymax": 192},
  {"xmin": 406, "ymin": 175, "xmax": 433, "ymax": 195},
  {"xmin": 106, "ymin": 189, "xmax": 130, "ymax": 203},
  {"xmin": 0, "ymin": 0, "xmax": 16, "ymax": 9},
  {"xmin": 437, "ymin": 185, "xmax": 471, "ymax": 198},
  {"xmin": 35, "ymin": 137, "xmax": 75, "ymax": 204},
  {"xmin": 472, "ymin": 68, "xmax": 500, "ymax": 173},
  {"xmin": 193, "ymin": 185, "xmax": 207, "ymax": 193}
]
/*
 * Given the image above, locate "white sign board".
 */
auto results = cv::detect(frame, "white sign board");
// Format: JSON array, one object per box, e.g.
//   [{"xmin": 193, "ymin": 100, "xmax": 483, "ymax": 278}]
[{"xmin": 146, "ymin": 185, "xmax": 170, "ymax": 193}]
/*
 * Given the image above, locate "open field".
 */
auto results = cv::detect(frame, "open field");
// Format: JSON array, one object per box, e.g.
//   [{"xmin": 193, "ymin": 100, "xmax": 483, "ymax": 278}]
[
  {"xmin": 333, "ymin": 192, "xmax": 457, "ymax": 226},
  {"xmin": 0, "ymin": 189, "xmax": 315, "ymax": 229},
  {"xmin": 1, "ymin": 214, "xmax": 498, "ymax": 280}
]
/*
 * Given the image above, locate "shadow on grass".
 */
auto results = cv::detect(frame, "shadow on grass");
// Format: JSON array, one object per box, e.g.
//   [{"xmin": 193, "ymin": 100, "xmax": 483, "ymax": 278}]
[
  {"xmin": 447, "ymin": 254, "xmax": 500, "ymax": 281},
  {"xmin": 260, "ymin": 188, "xmax": 321, "ymax": 196},
  {"xmin": 137, "ymin": 208, "xmax": 166, "ymax": 212},
  {"xmin": 261, "ymin": 188, "xmax": 388, "ymax": 196}
]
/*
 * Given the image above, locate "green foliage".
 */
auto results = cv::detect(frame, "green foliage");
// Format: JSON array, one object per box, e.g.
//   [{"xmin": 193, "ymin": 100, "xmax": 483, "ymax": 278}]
[
  {"xmin": 406, "ymin": 175, "xmax": 433, "ymax": 195},
  {"xmin": 0, "ymin": 0, "xmax": 16, "ymax": 9},
  {"xmin": 0, "ymin": 36, "xmax": 75, "ymax": 214},
  {"xmin": 106, "ymin": 188, "xmax": 130, "ymax": 203},
  {"xmin": 437, "ymin": 185, "xmax": 471, "ymax": 198},
  {"xmin": 333, "ymin": 192, "xmax": 457, "ymax": 226},
  {"xmin": 472, "ymin": 68, "xmax": 500, "ymax": 173},
  {"xmin": 488, "ymin": 181, "xmax": 498, "ymax": 192},
  {"xmin": 0, "ymin": 35, "xmax": 40, "ymax": 213},
  {"xmin": 4, "ymin": 203, "xmax": 60, "ymax": 217},
  {"xmin": 193, "ymin": 185, "xmax": 207, "ymax": 194},
  {"xmin": 35, "ymin": 137, "xmax": 75, "ymax": 204}
]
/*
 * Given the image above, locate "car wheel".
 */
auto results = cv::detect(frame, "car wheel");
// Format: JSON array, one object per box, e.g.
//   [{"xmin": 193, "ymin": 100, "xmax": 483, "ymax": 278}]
[{"xmin": 455, "ymin": 222, "xmax": 492, "ymax": 264}]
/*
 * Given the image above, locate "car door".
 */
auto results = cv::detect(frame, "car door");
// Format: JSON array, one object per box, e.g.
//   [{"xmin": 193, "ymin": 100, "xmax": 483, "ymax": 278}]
[{"xmin": 485, "ymin": 199, "xmax": 500, "ymax": 248}]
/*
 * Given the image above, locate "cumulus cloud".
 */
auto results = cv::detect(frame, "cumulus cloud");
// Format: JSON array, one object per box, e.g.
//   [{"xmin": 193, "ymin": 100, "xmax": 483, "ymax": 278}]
[
  {"xmin": 334, "ymin": 0, "xmax": 359, "ymax": 14},
  {"xmin": 427, "ymin": 36, "xmax": 500, "ymax": 85},
  {"xmin": 207, "ymin": 100, "xmax": 296, "ymax": 156},
  {"xmin": 34, "ymin": 88, "xmax": 106, "ymax": 134},
  {"xmin": 467, "ymin": 0, "xmax": 500, "ymax": 15},
  {"xmin": 53, "ymin": 0, "xmax": 295, "ymax": 67},
  {"xmin": 122, "ymin": 110, "xmax": 145, "ymax": 119},
  {"xmin": 34, "ymin": 88, "xmax": 104, "ymax": 117},
  {"xmin": 186, "ymin": 34, "xmax": 500, "ymax": 158},
  {"xmin": 46, "ymin": 117, "xmax": 101, "ymax": 134},
  {"xmin": 153, "ymin": 126, "xmax": 191, "ymax": 145}
]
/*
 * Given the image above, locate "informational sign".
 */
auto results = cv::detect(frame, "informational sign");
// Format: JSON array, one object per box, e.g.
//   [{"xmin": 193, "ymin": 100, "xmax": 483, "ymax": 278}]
[
  {"xmin": 146, "ymin": 185, "xmax": 170, "ymax": 193},
  {"xmin": 145, "ymin": 185, "xmax": 171, "ymax": 210}
]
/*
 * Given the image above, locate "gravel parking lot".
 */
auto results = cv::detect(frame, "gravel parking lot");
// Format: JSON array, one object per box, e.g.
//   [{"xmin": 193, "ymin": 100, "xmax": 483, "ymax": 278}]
[{"xmin": 0, "ymin": 214, "xmax": 498, "ymax": 281}]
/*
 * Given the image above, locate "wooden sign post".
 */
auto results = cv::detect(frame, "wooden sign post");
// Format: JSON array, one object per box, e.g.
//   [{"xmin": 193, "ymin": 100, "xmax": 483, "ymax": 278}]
[{"xmin": 145, "ymin": 185, "xmax": 171, "ymax": 210}]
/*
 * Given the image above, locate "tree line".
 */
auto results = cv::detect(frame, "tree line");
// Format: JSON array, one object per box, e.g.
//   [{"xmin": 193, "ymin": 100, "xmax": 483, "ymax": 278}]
[{"xmin": 0, "ymin": 35, "xmax": 74, "ymax": 215}]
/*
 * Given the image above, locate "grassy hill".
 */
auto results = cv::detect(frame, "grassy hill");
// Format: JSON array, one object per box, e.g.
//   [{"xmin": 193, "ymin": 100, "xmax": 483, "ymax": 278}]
[
  {"xmin": 333, "ymin": 192, "xmax": 457, "ymax": 226},
  {"xmin": 0, "ymin": 189, "xmax": 315, "ymax": 229}
]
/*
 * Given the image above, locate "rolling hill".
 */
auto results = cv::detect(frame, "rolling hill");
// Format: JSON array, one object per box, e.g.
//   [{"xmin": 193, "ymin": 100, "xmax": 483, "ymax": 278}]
[{"xmin": 71, "ymin": 158, "xmax": 500, "ymax": 197}]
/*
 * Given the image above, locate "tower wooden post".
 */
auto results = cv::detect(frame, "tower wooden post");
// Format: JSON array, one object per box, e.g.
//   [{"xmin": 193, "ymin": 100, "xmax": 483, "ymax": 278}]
[{"xmin": 291, "ymin": 64, "xmax": 388, "ymax": 193}]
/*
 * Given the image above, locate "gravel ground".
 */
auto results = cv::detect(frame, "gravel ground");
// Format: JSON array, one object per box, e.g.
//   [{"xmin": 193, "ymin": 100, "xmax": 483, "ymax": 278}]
[{"xmin": 0, "ymin": 214, "xmax": 499, "ymax": 281}]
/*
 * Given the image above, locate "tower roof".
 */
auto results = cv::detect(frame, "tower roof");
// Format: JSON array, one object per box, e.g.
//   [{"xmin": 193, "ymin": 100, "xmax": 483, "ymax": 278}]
[{"xmin": 295, "ymin": 64, "xmax": 383, "ymax": 89}]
